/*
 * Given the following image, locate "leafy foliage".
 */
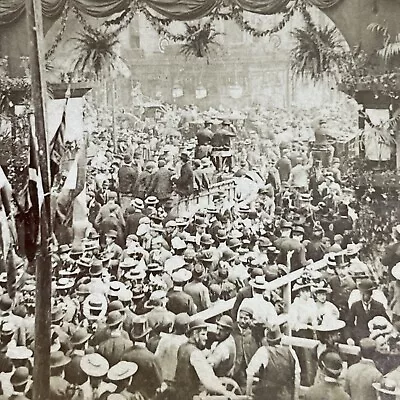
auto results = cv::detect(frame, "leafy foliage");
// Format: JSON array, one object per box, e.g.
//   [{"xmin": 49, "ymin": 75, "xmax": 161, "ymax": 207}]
[
  {"xmin": 291, "ymin": 20, "xmax": 346, "ymax": 82},
  {"xmin": 368, "ymin": 23, "xmax": 400, "ymax": 64},
  {"xmin": 179, "ymin": 22, "xmax": 222, "ymax": 63},
  {"xmin": 71, "ymin": 28, "xmax": 128, "ymax": 79}
]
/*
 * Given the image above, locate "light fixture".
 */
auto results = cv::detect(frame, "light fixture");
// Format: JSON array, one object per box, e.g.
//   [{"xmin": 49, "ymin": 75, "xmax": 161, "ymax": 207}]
[
  {"xmin": 229, "ymin": 84, "xmax": 243, "ymax": 99},
  {"xmin": 172, "ymin": 85, "xmax": 184, "ymax": 98},
  {"xmin": 195, "ymin": 86, "xmax": 207, "ymax": 99}
]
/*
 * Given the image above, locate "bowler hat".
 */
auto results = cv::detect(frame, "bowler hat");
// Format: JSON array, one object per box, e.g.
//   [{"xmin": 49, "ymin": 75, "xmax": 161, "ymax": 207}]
[
  {"xmin": 200, "ymin": 234, "xmax": 214, "ymax": 246},
  {"xmin": 89, "ymin": 259, "xmax": 103, "ymax": 277},
  {"xmin": 266, "ymin": 325, "xmax": 282, "ymax": 344},
  {"xmin": 106, "ymin": 310, "xmax": 124, "ymax": 327},
  {"xmin": 10, "ymin": 367, "xmax": 30, "ymax": 387},
  {"xmin": 50, "ymin": 351, "xmax": 71, "ymax": 369},
  {"xmin": 130, "ymin": 315, "xmax": 151, "ymax": 341},
  {"xmin": 187, "ymin": 319, "xmax": 208, "ymax": 334},
  {"xmin": 357, "ymin": 278, "xmax": 376, "ymax": 292},
  {"xmin": 217, "ymin": 315, "xmax": 234, "ymax": 330},
  {"xmin": 70, "ymin": 327, "xmax": 91, "ymax": 346}
]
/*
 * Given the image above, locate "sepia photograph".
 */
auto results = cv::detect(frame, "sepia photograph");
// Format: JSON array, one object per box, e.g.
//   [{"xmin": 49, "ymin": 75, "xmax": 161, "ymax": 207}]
[{"xmin": 0, "ymin": 0, "xmax": 400, "ymax": 399}]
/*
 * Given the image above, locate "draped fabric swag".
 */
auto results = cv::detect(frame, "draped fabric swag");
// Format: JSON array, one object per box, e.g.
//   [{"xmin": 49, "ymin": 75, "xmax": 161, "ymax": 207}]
[{"xmin": 0, "ymin": 0, "xmax": 343, "ymax": 25}]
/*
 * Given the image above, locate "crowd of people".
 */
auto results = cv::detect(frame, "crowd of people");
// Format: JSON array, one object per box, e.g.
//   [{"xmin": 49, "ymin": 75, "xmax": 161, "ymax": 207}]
[{"xmin": 1, "ymin": 103, "xmax": 400, "ymax": 400}]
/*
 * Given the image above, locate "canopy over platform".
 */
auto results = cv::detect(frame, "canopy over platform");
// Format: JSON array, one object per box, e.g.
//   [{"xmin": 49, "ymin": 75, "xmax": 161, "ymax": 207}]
[{"xmin": 1, "ymin": 0, "xmax": 400, "ymax": 76}]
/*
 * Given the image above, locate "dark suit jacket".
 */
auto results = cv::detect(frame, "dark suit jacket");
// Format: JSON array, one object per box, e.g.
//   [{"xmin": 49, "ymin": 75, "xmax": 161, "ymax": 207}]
[
  {"xmin": 97, "ymin": 335, "xmax": 133, "ymax": 366},
  {"xmin": 305, "ymin": 381, "xmax": 350, "ymax": 400},
  {"xmin": 346, "ymin": 299, "xmax": 389, "ymax": 344},
  {"xmin": 175, "ymin": 162, "xmax": 194, "ymax": 197},
  {"xmin": 118, "ymin": 164, "xmax": 138, "ymax": 194},
  {"xmin": 125, "ymin": 212, "xmax": 145, "ymax": 236},
  {"xmin": 149, "ymin": 167, "xmax": 173, "ymax": 201},
  {"xmin": 167, "ymin": 289, "xmax": 197, "ymax": 315},
  {"xmin": 232, "ymin": 323, "xmax": 258, "ymax": 381},
  {"xmin": 122, "ymin": 345, "xmax": 163, "ymax": 399}
]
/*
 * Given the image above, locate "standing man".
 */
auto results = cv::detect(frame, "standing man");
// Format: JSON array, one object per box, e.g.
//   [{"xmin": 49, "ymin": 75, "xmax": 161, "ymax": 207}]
[
  {"xmin": 118, "ymin": 154, "xmax": 139, "ymax": 211},
  {"xmin": 207, "ymin": 315, "xmax": 236, "ymax": 378},
  {"xmin": 246, "ymin": 325, "xmax": 301, "ymax": 400},
  {"xmin": 232, "ymin": 307, "xmax": 258, "ymax": 391},
  {"xmin": 174, "ymin": 319, "xmax": 234, "ymax": 400},
  {"xmin": 346, "ymin": 278, "xmax": 389, "ymax": 345},
  {"xmin": 345, "ymin": 338, "xmax": 382, "ymax": 400},
  {"xmin": 173, "ymin": 152, "xmax": 194, "ymax": 197}
]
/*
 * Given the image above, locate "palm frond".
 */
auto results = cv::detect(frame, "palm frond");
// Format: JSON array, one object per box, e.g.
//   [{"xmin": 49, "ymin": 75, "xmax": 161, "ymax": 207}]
[
  {"xmin": 291, "ymin": 21, "xmax": 346, "ymax": 82},
  {"xmin": 179, "ymin": 22, "xmax": 222, "ymax": 62},
  {"xmin": 377, "ymin": 42, "xmax": 400, "ymax": 62},
  {"xmin": 367, "ymin": 23, "xmax": 389, "ymax": 38},
  {"xmin": 71, "ymin": 29, "xmax": 129, "ymax": 79}
]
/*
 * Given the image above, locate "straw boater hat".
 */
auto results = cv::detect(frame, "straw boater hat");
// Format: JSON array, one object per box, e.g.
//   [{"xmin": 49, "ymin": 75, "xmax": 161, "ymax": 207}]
[
  {"xmin": 80, "ymin": 353, "xmax": 109, "ymax": 377},
  {"xmin": 108, "ymin": 361, "xmax": 138, "ymax": 382},
  {"xmin": 315, "ymin": 319, "xmax": 346, "ymax": 332},
  {"xmin": 292, "ymin": 277, "xmax": 313, "ymax": 292},
  {"xmin": 373, "ymin": 380, "xmax": 400, "ymax": 397},
  {"xmin": 392, "ymin": 263, "xmax": 400, "ymax": 280},
  {"xmin": 249, "ymin": 275, "xmax": 269, "ymax": 291}
]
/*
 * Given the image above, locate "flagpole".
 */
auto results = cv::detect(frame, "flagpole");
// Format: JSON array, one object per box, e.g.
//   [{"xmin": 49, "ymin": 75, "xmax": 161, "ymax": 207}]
[{"xmin": 25, "ymin": 1, "xmax": 53, "ymax": 400}]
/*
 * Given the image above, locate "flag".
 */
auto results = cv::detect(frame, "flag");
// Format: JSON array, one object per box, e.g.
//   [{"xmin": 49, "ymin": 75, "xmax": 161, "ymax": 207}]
[
  {"xmin": 50, "ymin": 99, "xmax": 68, "ymax": 184},
  {"xmin": 57, "ymin": 136, "xmax": 88, "ymax": 228},
  {"xmin": 21, "ymin": 126, "xmax": 45, "ymax": 262}
]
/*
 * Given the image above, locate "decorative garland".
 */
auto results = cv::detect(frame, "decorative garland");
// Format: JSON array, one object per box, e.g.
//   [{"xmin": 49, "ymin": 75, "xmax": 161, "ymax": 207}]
[
  {"xmin": 73, "ymin": 4, "xmax": 139, "ymax": 43},
  {"xmin": 45, "ymin": 1, "xmax": 70, "ymax": 60},
  {"xmin": 230, "ymin": 0, "xmax": 298, "ymax": 38},
  {"xmin": 139, "ymin": 5, "xmax": 187, "ymax": 42}
]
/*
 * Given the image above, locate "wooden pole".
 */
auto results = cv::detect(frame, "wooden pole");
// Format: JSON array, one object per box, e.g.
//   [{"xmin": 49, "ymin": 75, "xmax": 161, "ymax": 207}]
[{"xmin": 26, "ymin": 1, "xmax": 53, "ymax": 399}]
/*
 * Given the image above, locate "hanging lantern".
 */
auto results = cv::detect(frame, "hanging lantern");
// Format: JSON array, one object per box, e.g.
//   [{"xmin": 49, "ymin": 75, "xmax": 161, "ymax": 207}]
[
  {"xmin": 195, "ymin": 86, "xmax": 207, "ymax": 99},
  {"xmin": 172, "ymin": 85, "xmax": 184, "ymax": 98},
  {"xmin": 229, "ymin": 84, "xmax": 243, "ymax": 99},
  {"xmin": 0, "ymin": 56, "xmax": 8, "ymax": 77}
]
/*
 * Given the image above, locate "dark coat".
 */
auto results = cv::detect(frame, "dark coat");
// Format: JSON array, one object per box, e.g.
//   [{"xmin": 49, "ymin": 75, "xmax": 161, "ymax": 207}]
[
  {"xmin": 49, "ymin": 376, "xmax": 70, "ymax": 400},
  {"xmin": 382, "ymin": 241, "xmax": 400, "ymax": 268},
  {"xmin": 125, "ymin": 211, "xmax": 145, "ymax": 236},
  {"xmin": 97, "ymin": 335, "xmax": 133, "ymax": 366},
  {"xmin": 346, "ymin": 299, "xmax": 389, "ymax": 344},
  {"xmin": 232, "ymin": 323, "xmax": 258, "ymax": 388},
  {"xmin": 305, "ymin": 380, "xmax": 350, "ymax": 400},
  {"xmin": 167, "ymin": 289, "xmax": 197, "ymax": 315},
  {"xmin": 122, "ymin": 345, "xmax": 163, "ymax": 399},
  {"xmin": 118, "ymin": 164, "xmax": 139, "ymax": 194},
  {"xmin": 175, "ymin": 162, "xmax": 194, "ymax": 197},
  {"xmin": 64, "ymin": 351, "xmax": 87, "ymax": 385},
  {"xmin": 135, "ymin": 171, "xmax": 153, "ymax": 199},
  {"xmin": 148, "ymin": 167, "xmax": 173, "ymax": 201},
  {"xmin": 345, "ymin": 359, "xmax": 382, "ymax": 400}
]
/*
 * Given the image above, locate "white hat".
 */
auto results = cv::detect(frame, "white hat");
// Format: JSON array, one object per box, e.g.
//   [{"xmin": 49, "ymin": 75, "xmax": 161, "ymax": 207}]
[
  {"xmin": 315, "ymin": 319, "xmax": 346, "ymax": 332},
  {"xmin": 172, "ymin": 269, "xmax": 192, "ymax": 283},
  {"xmin": 249, "ymin": 275, "xmax": 268, "ymax": 290},
  {"xmin": 392, "ymin": 263, "xmax": 400, "ymax": 280}
]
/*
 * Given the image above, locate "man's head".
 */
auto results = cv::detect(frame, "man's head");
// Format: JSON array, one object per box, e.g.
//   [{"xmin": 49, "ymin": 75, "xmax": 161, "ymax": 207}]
[
  {"xmin": 238, "ymin": 308, "xmax": 253, "ymax": 329},
  {"xmin": 360, "ymin": 338, "xmax": 376, "ymax": 360},
  {"xmin": 216, "ymin": 316, "xmax": 233, "ymax": 342},
  {"xmin": 187, "ymin": 319, "xmax": 208, "ymax": 350}
]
